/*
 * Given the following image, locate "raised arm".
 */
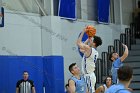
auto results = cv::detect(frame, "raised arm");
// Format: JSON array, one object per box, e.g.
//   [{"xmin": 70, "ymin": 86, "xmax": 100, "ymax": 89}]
[
  {"xmin": 120, "ymin": 44, "xmax": 128, "ymax": 62},
  {"xmin": 84, "ymin": 39, "xmax": 89, "ymax": 45},
  {"xmin": 76, "ymin": 30, "xmax": 90, "ymax": 54}
]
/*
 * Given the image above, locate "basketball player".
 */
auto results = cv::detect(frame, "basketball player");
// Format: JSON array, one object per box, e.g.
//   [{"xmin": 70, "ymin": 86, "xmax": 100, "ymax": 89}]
[
  {"xmin": 16, "ymin": 71, "xmax": 36, "ymax": 93},
  {"xmin": 95, "ymin": 76, "xmax": 112, "ymax": 93},
  {"xmin": 68, "ymin": 63, "xmax": 88, "ymax": 93},
  {"xmin": 109, "ymin": 44, "xmax": 128, "ymax": 84},
  {"xmin": 76, "ymin": 28, "xmax": 102, "ymax": 93}
]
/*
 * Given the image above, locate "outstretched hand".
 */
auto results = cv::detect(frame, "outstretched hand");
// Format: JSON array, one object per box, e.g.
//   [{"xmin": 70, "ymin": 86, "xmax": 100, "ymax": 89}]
[{"xmin": 122, "ymin": 43, "xmax": 127, "ymax": 48}]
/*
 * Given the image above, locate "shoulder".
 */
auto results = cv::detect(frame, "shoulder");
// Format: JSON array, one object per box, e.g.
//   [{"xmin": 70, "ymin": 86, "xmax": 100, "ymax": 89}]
[
  {"xmin": 16, "ymin": 79, "xmax": 24, "ymax": 87},
  {"xmin": 106, "ymin": 85, "xmax": 116, "ymax": 92},
  {"xmin": 17, "ymin": 79, "xmax": 23, "ymax": 83},
  {"xmin": 99, "ymin": 85, "xmax": 104, "ymax": 90},
  {"xmin": 69, "ymin": 77, "xmax": 76, "ymax": 82},
  {"xmin": 28, "ymin": 80, "xmax": 35, "ymax": 87},
  {"xmin": 117, "ymin": 89, "xmax": 131, "ymax": 93},
  {"xmin": 96, "ymin": 85, "xmax": 104, "ymax": 92},
  {"xmin": 113, "ymin": 58, "xmax": 122, "ymax": 66},
  {"xmin": 28, "ymin": 79, "xmax": 34, "ymax": 82},
  {"xmin": 91, "ymin": 48, "xmax": 98, "ymax": 52},
  {"xmin": 28, "ymin": 80, "xmax": 34, "ymax": 84},
  {"xmin": 70, "ymin": 76, "xmax": 81, "ymax": 81},
  {"xmin": 107, "ymin": 85, "xmax": 130, "ymax": 93},
  {"xmin": 114, "ymin": 58, "xmax": 121, "ymax": 62},
  {"xmin": 103, "ymin": 84, "xmax": 107, "ymax": 88},
  {"xmin": 69, "ymin": 79, "xmax": 75, "ymax": 82},
  {"xmin": 88, "ymin": 48, "xmax": 98, "ymax": 57},
  {"xmin": 69, "ymin": 79, "xmax": 75, "ymax": 86}
]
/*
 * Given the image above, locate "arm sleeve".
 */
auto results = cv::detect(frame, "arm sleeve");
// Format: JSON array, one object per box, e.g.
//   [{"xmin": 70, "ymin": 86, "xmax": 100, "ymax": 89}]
[
  {"xmin": 30, "ymin": 80, "xmax": 35, "ymax": 87},
  {"xmin": 16, "ymin": 81, "xmax": 20, "ymax": 88}
]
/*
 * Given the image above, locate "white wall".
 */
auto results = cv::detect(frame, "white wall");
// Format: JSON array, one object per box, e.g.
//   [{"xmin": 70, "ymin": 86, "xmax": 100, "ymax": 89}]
[
  {"xmin": 114, "ymin": 0, "xmax": 135, "ymax": 25},
  {"xmin": 80, "ymin": 0, "xmax": 97, "ymax": 20},
  {"xmin": 122, "ymin": 0, "xmax": 134, "ymax": 25},
  {"xmin": 114, "ymin": 0, "xmax": 121, "ymax": 24},
  {"xmin": 0, "ymin": 10, "xmax": 42, "ymax": 56},
  {"xmin": 41, "ymin": 16, "xmax": 63, "ymax": 56},
  {"xmin": 2, "ymin": 0, "xmax": 39, "ymax": 13}
]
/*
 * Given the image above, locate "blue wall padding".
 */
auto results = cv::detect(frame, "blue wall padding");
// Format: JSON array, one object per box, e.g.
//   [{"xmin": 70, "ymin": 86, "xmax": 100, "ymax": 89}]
[
  {"xmin": 43, "ymin": 56, "xmax": 65, "ymax": 93},
  {"xmin": 98, "ymin": 0, "xmax": 110, "ymax": 23},
  {"xmin": 58, "ymin": 0, "xmax": 76, "ymax": 19},
  {"xmin": 0, "ymin": 56, "xmax": 44, "ymax": 93}
]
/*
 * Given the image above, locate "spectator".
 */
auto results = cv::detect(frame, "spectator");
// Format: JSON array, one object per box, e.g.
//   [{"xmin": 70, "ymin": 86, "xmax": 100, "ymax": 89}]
[{"xmin": 95, "ymin": 76, "xmax": 112, "ymax": 93}]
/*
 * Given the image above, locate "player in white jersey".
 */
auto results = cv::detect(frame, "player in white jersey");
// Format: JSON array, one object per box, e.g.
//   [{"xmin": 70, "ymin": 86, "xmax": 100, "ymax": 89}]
[{"xmin": 77, "ymin": 29, "xmax": 102, "ymax": 93}]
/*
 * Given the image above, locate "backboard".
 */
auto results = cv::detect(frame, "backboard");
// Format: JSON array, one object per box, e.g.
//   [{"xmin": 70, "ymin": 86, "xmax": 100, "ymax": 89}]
[{"xmin": 0, "ymin": 7, "xmax": 4, "ymax": 27}]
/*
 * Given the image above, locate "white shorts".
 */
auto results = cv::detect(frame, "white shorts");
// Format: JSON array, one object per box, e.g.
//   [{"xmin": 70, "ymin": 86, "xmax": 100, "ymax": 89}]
[{"xmin": 84, "ymin": 72, "xmax": 96, "ymax": 93}]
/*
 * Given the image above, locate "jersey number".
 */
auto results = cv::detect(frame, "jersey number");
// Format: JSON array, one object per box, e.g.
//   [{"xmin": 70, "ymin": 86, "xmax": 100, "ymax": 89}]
[{"xmin": 94, "ymin": 55, "xmax": 97, "ymax": 63}]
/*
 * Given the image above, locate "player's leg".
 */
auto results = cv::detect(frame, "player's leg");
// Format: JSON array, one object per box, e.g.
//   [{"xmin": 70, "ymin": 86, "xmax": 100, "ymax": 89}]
[{"xmin": 90, "ymin": 72, "xmax": 96, "ymax": 93}]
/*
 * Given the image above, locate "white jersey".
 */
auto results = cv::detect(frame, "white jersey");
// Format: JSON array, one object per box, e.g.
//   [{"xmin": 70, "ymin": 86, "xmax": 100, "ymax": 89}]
[
  {"xmin": 103, "ymin": 84, "xmax": 108, "ymax": 93},
  {"xmin": 82, "ymin": 48, "xmax": 98, "ymax": 74}
]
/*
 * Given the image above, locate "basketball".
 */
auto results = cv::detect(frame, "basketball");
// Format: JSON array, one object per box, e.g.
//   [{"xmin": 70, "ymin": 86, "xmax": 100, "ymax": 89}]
[{"xmin": 85, "ymin": 25, "xmax": 96, "ymax": 38}]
